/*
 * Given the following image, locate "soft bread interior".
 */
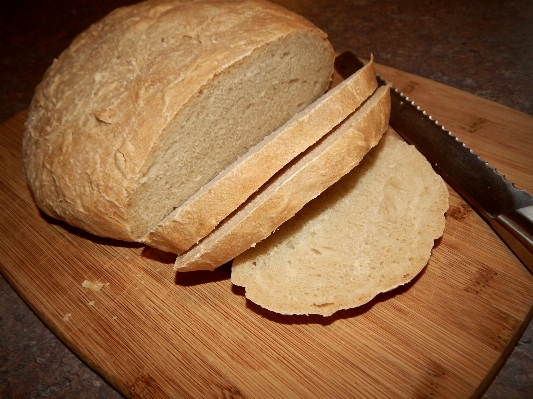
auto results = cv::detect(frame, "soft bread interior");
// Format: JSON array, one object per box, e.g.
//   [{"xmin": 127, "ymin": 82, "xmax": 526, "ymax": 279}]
[
  {"xmin": 142, "ymin": 57, "xmax": 378, "ymax": 254},
  {"xmin": 127, "ymin": 32, "xmax": 332, "ymax": 239},
  {"xmin": 231, "ymin": 135, "xmax": 449, "ymax": 316},
  {"xmin": 174, "ymin": 85, "xmax": 391, "ymax": 271}
]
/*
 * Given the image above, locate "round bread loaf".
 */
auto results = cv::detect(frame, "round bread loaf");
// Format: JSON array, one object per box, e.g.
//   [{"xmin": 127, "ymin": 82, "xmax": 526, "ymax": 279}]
[
  {"xmin": 22, "ymin": 0, "xmax": 334, "ymax": 241},
  {"xmin": 231, "ymin": 135, "xmax": 449, "ymax": 316}
]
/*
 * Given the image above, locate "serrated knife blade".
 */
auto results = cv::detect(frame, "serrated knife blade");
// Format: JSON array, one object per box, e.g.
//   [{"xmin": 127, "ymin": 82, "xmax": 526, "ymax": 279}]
[{"xmin": 335, "ymin": 51, "xmax": 533, "ymax": 273}]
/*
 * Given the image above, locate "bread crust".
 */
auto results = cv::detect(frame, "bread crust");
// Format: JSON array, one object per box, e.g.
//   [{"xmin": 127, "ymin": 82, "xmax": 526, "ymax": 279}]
[
  {"xmin": 174, "ymin": 85, "xmax": 391, "ymax": 271},
  {"xmin": 143, "ymin": 58, "xmax": 378, "ymax": 254},
  {"xmin": 22, "ymin": 0, "xmax": 333, "ymax": 241}
]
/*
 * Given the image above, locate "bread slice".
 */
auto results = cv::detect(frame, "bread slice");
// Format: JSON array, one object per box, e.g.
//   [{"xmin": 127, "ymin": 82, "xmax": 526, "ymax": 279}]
[
  {"xmin": 143, "ymin": 57, "xmax": 378, "ymax": 254},
  {"xmin": 231, "ymin": 135, "xmax": 449, "ymax": 316},
  {"xmin": 174, "ymin": 85, "xmax": 391, "ymax": 271},
  {"xmin": 22, "ymin": 0, "xmax": 334, "ymax": 241}
]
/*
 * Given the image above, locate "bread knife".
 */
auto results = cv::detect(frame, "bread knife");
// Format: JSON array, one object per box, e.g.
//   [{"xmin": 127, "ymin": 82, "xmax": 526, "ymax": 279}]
[{"xmin": 335, "ymin": 51, "xmax": 533, "ymax": 274}]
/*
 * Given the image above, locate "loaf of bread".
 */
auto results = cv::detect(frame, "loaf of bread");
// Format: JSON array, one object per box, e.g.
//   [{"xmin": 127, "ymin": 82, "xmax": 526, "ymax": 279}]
[
  {"xmin": 22, "ymin": 0, "xmax": 334, "ymax": 242},
  {"xmin": 174, "ymin": 85, "xmax": 391, "ymax": 271},
  {"xmin": 231, "ymin": 135, "xmax": 449, "ymax": 316},
  {"xmin": 143, "ymin": 57, "xmax": 378, "ymax": 254}
]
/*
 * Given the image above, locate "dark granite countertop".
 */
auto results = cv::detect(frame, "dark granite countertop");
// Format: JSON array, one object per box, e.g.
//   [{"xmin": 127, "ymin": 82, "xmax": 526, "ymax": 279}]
[{"xmin": 1, "ymin": 1, "xmax": 532, "ymax": 398}]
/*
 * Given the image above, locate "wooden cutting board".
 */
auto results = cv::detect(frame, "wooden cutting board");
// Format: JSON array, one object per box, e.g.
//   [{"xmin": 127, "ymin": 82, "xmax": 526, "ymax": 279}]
[{"xmin": 1, "ymin": 63, "xmax": 532, "ymax": 399}]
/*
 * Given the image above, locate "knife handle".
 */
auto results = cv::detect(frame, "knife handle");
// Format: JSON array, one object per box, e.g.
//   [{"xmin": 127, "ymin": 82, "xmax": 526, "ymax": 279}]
[{"xmin": 489, "ymin": 205, "xmax": 533, "ymax": 274}]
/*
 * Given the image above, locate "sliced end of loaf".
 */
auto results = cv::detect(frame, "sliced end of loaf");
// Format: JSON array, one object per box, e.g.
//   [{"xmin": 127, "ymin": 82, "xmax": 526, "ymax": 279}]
[
  {"xmin": 142, "ymin": 56, "xmax": 378, "ymax": 254},
  {"xmin": 127, "ymin": 29, "xmax": 334, "ymax": 239}
]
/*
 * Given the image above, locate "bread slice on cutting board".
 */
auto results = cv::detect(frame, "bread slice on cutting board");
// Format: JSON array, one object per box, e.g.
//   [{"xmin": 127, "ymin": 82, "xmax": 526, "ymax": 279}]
[
  {"xmin": 174, "ymin": 84, "xmax": 391, "ymax": 271},
  {"xmin": 231, "ymin": 135, "xmax": 449, "ymax": 316},
  {"xmin": 22, "ymin": 0, "xmax": 335, "ymax": 242},
  {"xmin": 143, "ymin": 57, "xmax": 378, "ymax": 254}
]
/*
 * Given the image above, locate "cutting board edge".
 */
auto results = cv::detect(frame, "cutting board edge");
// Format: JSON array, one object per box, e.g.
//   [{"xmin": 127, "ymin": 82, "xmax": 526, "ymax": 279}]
[
  {"xmin": 374, "ymin": 62, "xmax": 533, "ymax": 121},
  {"xmin": 474, "ymin": 303, "xmax": 533, "ymax": 398},
  {"xmin": 0, "ymin": 265, "xmax": 133, "ymax": 398}
]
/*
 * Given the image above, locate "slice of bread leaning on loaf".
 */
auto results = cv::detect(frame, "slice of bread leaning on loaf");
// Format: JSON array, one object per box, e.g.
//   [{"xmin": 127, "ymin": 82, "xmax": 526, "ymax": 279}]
[
  {"xmin": 23, "ymin": 0, "xmax": 448, "ymax": 316},
  {"xmin": 143, "ymin": 58, "xmax": 378, "ymax": 254},
  {"xmin": 174, "ymin": 85, "xmax": 391, "ymax": 271}
]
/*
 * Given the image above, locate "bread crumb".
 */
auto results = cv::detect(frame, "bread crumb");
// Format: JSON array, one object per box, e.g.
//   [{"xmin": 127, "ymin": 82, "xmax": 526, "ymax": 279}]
[
  {"xmin": 63, "ymin": 313, "xmax": 71, "ymax": 322},
  {"xmin": 93, "ymin": 108, "xmax": 117, "ymax": 124},
  {"xmin": 88, "ymin": 301, "xmax": 95, "ymax": 306},
  {"xmin": 82, "ymin": 280, "xmax": 105, "ymax": 291}
]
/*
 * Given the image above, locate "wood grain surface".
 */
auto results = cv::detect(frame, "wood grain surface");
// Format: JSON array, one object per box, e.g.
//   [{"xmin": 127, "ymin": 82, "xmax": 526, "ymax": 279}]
[{"xmin": 1, "ymin": 64, "xmax": 532, "ymax": 399}]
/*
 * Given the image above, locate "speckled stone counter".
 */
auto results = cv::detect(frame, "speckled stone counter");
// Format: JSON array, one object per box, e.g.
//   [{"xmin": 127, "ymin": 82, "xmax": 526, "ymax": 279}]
[{"xmin": 1, "ymin": 1, "xmax": 532, "ymax": 398}]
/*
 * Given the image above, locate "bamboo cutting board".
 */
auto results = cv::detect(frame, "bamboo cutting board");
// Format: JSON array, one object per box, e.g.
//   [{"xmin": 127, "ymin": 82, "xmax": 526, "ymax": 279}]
[{"xmin": 1, "ymin": 63, "xmax": 533, "ymax": 399}]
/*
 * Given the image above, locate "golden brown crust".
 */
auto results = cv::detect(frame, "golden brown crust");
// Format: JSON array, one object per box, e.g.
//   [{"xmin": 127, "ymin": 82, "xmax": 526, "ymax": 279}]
[
  {"xmin": 22, "ymin": 0, "xmax": 333, "ymax": 241},
  {"xmin": 174, "ymin": 85, "xmax": 391, "ymax": 271},
  {"xmin": 143, "ymin": 58, "xmax": 377, "ymax": 254}
]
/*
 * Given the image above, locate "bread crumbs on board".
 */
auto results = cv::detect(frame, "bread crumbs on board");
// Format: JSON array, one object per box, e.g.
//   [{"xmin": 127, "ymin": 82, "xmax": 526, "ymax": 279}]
[{"xmin": 81, "ymin": 280, "xmax": 108, "ymax": 291}]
